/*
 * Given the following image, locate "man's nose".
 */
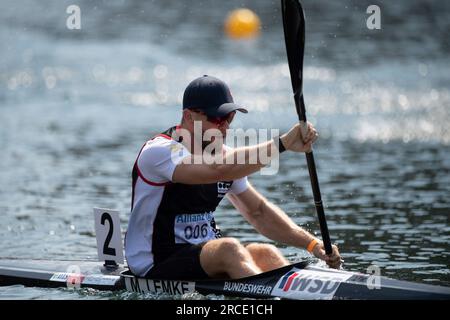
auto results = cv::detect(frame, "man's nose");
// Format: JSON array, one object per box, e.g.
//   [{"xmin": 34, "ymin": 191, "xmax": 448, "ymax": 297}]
[
  {"xmin": 218, "ymin": 120, "xmax": 229, "ymax": 129},
  {"xmin": 218, "ymin": 124, "xmax": 228, "ymax": 135}
]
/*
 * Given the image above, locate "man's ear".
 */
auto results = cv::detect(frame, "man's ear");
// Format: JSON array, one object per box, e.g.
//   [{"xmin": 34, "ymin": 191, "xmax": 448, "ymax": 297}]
[{"xmin": 183, "ymin": 109, "xmax": 192, "ymax": 123}]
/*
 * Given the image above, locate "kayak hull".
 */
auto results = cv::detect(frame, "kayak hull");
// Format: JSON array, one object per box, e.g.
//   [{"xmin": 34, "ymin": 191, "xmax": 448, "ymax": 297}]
[{"xmin": 0, "ymin": 259, "xmax": 449, "ymax": 300}]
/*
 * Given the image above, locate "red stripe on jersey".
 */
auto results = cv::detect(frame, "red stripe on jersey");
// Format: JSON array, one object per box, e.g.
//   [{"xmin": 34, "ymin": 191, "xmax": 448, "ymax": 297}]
[{"xmin": 136, "ymin": 165, "xmax": 168, "ymax": 186}]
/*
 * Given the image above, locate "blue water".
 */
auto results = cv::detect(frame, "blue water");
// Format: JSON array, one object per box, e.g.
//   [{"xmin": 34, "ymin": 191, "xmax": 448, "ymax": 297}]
[{"xmin": 0, "ymin": 0, "xmax": 449, "ymax": 299}]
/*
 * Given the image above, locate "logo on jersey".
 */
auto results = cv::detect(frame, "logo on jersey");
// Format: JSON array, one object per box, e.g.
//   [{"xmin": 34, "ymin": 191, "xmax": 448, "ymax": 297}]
[
  {"xmin": 217, "ymin": 181, "xmax": 231, "ymax": 198},
  {"xmin": 169, "ymin": 143, "xmax": 183, "ymax": 154}
]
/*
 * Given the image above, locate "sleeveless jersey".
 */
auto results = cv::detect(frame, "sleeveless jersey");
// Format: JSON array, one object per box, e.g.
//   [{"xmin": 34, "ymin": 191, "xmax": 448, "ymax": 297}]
[{"xmin": 124, "ymin": 126, "xmax": 249, "ymax": 276}]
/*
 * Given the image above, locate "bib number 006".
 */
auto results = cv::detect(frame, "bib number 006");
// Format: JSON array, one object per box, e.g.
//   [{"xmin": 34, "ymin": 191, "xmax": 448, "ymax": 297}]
[{"xmin": 184, "ymin": 223, "xmax": 208, "ymax": 240}]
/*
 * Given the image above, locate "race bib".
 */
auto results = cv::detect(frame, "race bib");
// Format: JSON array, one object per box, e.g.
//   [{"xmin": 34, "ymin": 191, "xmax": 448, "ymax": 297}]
[{"xmin": 174, "ymin": 212, "xmax": 219, "ymax": 244}]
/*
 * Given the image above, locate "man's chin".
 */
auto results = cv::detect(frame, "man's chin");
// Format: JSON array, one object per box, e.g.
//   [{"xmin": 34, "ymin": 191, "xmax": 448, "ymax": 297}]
[{"xmin": 202, "ymin": 140, "xmax": 224, "ymax": 151}]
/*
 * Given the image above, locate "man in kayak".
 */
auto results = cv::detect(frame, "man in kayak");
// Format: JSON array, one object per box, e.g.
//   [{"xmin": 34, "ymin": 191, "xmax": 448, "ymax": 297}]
[{"xmin": 125, "ymin": 75, "xmax": 341, "ymax": 280}]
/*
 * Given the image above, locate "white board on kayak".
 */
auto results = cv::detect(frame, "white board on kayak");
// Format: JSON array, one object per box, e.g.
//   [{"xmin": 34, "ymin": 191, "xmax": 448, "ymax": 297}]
[{"xmin": 93, "ymin": 208, "xmax": 124, "ymax": 265}]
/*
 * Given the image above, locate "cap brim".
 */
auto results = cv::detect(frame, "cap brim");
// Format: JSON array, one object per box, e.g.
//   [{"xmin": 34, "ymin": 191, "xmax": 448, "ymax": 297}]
[{"xmin": 208, "ymin": 103, "xmax": 248, "ymax": 117}]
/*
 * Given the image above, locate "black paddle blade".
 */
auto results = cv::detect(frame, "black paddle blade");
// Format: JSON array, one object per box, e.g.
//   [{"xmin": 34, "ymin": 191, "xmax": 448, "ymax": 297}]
[{"xmin": 281, "ymin": 0, "xmax": 305, "ymax": 100}]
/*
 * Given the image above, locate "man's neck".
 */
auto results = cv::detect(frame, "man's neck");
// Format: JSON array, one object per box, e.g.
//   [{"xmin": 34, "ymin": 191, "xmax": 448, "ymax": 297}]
[{"xmin": 176, "ymin": 123, "xmax": 203, "ymax": 155}]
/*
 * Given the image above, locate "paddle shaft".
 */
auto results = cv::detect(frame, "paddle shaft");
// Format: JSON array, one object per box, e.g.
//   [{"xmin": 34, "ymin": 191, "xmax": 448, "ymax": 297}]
[
  {"xmin": 282, "ymin": 0, "xmax": 332, "ymax": 255},
  {"xmin": 295, "ymin": 93, "xmax": 332, "ymax": 255}
]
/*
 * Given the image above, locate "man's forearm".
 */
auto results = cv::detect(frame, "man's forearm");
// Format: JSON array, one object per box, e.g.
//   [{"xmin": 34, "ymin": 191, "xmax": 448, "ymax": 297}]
[
  {"xmin": 215, "ymin": 139, "xmax": 279, "ymax": 180},
  {"xmin": 249, "ymin": 200, "xmax": 317, "ymax": 249}
]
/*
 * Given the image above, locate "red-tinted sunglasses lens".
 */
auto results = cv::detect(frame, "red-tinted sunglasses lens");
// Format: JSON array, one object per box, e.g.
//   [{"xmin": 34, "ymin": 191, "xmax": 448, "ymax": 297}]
[
  {"xmin": 207, "ymin": 113, "xmax": 234, "ymax": 125},
  {"xmin": 207, "ymin": 116, "xmax": 226, "ymax": 125}
]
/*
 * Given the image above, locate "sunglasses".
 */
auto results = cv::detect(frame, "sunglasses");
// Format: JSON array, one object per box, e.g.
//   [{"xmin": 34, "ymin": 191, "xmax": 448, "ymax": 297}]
[{"xmin": 191, "ymin": 110, "xmax": 235, "ymax": 126}]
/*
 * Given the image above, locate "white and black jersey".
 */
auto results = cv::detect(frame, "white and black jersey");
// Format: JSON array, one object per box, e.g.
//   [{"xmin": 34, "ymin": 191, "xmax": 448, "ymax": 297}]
[{"xmin": 125, "ymin": 126, "xmax": 249, "ymax": 277}]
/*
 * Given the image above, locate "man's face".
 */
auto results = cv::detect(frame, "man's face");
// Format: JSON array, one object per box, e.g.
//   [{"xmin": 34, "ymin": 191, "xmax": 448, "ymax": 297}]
[
  {"xmin": 189, "ymin": 109, "xmax": 235, "ymax": 139},
  {"xmin": 186, "ymin": 109, "xmax": 236, "ymax": 152}
]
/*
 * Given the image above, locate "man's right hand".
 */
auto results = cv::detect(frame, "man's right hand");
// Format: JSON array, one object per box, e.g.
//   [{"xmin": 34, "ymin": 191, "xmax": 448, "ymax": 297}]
[
  {"xmin": 280, "ymin": 121, "xmax": 319, "ymax": 153},
  {"xmin": 312, "ymin": 242, "xmax": 342, "ymax": 269}
]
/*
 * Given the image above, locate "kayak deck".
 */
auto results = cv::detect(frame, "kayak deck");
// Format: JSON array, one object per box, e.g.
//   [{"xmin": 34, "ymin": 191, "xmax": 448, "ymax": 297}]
[
  {"xmin": 0, "ymin": 259, "xmax": 449, "ymax": 300},
  {"xmin": 0, "ymin": 259, "xmax": 124, "ymax": 291}
]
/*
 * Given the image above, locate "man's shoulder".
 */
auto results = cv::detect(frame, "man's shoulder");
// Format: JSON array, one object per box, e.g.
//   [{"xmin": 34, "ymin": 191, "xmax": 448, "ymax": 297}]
[
  {"xmin": 146, "ymin": 134, "xmax": 179, "ymax": 147},
  {"xmin": 139, "ymin": 134, "xmax": 188, "ymax": 162},
  {"xmin": 144, "ymin": 126, "xmax": 182, "ymax": 148}
]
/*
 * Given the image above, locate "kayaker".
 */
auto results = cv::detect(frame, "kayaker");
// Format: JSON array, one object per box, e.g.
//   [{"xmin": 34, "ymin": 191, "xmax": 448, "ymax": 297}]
[{"xmin": 125, "ymin": 75, "xmax": 341, "ymax": 279}]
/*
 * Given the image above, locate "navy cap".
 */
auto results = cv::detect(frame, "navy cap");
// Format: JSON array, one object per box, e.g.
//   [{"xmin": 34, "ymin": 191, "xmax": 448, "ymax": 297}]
[{"xmin": 182, "ymin": 75, "xmax": 248, "ymax": 117}]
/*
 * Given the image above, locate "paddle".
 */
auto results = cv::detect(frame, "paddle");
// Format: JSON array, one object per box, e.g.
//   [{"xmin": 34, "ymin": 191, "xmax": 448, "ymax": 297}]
[{"xmin": 281, "ymin": 0, "xmax": 333, "ymax": 255}]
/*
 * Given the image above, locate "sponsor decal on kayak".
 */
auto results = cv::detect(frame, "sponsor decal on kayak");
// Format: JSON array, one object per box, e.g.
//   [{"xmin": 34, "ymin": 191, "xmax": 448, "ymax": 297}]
[
  {"xmin": 223, "ymin": 281, "xmax": 273, "ymax": 296},
  {"xmin": 50, "ymin": 272, "xmax": 86, "ymax": 288},
  {"xmin": 124, "ymin": 277, "xmax": 196, "ymax": 295},
  {"xmin": 272, "ymin": 268, "xmax": 352, "ymax": 300},
  {"xmin": 50, "ymin": 272, "xmax": 118, "ymax": 286},
  {"xmin": 82, "ymin": 275, "xmax": 119, "ymax": 286},
  {"xmin": 50, "ymin": 272, "xmax": 71, "ymax": 282}
]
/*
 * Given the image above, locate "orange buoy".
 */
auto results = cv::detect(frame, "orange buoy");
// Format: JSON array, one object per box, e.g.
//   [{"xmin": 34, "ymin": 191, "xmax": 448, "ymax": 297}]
[{"xmin": 224, "ymin": 8, "xmax": 261, "ymax": 39}]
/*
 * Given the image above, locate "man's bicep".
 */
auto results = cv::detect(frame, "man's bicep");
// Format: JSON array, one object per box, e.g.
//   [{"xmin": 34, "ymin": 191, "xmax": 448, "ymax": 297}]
[{"xmin": 172, "ymin": 161, "xmax": 220, "ymax": 184}]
